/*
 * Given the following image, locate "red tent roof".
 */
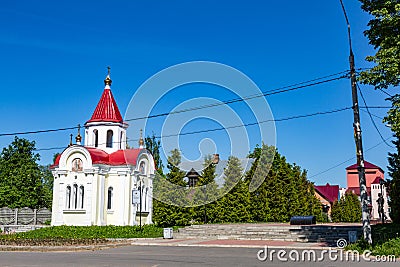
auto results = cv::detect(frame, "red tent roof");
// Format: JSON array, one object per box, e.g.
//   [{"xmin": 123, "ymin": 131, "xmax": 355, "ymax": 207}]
[
  {"xmin": 52, "ymin": 147, "xmax": 142, "ymax": 167},
  {"xmin": 371, "ymin": 176, "xmax": 385, "ymax": 184},
  {"xmin": 346, "ymin": 161, "xmax": 384, "ymax": 173},
  {"xmin": 314, "ymin": 183, "xmax": 339, "ymax": 203},
  {"xmin": 86, "ymin": 87, "xmax": 123, "ymax": 123}
]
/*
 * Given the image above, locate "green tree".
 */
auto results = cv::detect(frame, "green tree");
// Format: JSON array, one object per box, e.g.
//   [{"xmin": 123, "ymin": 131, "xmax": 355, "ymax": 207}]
[
  {"xmin": 39, "ymin": 165, "xmax": 54, "ymax": 209},
  {"xmin": 166, "ymin": 149, "xmax": 186, "ymax": 186},
  {"xmin": 247, "ymin": 144, "xmax": 323, "ymax": 222},
  {"xmin": 0, "ymin": 137, "xmax": 48, "ymax": 208},
  {"xmin": 215, "ymin": 156, "xmax": 251, "ymax": 223},
  {"xmin": 144, "ymin": 133, "xmax": 163, "ymax": 175},
  {"xmin": 246, "ymin": 144, "xmax": 275, "ymax": 222},
  {"xmin": 331, "ymin": 192, "xmax": 361, "ymax": 223},
  {"xmin": 358, "ymin": 0, "xmax": 400, "ymax": 223},
  {"xmin": 152, "ymin": 149, "xmax": 192, "ymax": 227},
  {"xmin": 384, "ymin": 96, "xmax": 400, "ymax": 223},
  {"xmin": 358, "ymin": 0, "xmax": 400, "ymax": 89},
  {"xmin": 192, "ymin": 155, "xmax": 219, "ymax": 223}
]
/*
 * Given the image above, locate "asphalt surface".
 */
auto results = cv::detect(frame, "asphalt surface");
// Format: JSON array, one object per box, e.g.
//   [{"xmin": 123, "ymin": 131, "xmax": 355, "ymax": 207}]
[{"xmin": 0, "ymin": 244, "xmax": 397, "ymax": 267}]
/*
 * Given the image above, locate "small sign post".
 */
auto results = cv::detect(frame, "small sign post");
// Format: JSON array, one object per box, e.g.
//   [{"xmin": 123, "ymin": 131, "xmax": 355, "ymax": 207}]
[{"xmin": 132, "ymin": 189, "xmax": 140, "ymax": 204}]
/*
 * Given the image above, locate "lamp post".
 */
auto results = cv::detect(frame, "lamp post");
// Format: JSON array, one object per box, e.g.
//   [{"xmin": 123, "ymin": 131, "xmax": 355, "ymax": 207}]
[
  {"xmin": 203, "ymin": 185, "xmax": 207, "ymax": 224},
  {"xmin": 379, "ymin": 179, "xmax": 385, "ymax": 224},
  {"xmin": 138, "ymin": 174, "xmax": 145, "ymax": 230}
]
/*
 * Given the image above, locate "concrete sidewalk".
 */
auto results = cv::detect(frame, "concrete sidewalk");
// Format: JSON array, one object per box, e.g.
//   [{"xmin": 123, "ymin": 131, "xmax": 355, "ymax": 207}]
[{"xmin": 130, "ymin": 237, "xmax": 331, "ymax": 249}]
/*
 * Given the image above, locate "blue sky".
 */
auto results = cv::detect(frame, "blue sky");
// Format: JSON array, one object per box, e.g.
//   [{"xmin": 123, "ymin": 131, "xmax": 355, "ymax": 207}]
[{"xmin": 0, "ymin": 0, "xmax": 396, "ymax": 187}]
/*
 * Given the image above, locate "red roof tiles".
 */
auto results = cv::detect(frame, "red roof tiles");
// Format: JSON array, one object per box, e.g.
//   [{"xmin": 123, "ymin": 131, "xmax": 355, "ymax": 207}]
[{"xmin": 314, "ymin": 183, "xmax": 339, "ymax": 204}]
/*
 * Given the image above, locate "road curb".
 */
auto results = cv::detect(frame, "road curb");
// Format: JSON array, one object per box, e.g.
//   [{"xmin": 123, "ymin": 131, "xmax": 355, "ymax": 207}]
[{"xmin": 0, "ymin": 242, "xmax": 132, "ymax": 252}]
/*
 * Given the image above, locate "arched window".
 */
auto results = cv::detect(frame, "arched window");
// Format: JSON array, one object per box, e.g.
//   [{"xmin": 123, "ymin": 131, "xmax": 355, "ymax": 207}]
[
  {"xmin": 66, "ymin": 186, "xmax": 71, "ymax": 209},
  {"xmin": 73, "ymin": 184, "xmax": 78, "ymax": 209},
  {"xmin": 107, "ymin": 187, "xmax": 113, "ymax": 210},
  {"xmin": 93, "ymin": 129, "xmax": 99, "ymax": 147},
  {"xmin": 106, "ymin": 130, "xmax": 113, "ymax": 148},
  {"xmin": 79, "ymin": 185, "xmax": 84, "ymax": 209},
  {"xmin": 120, "ymin": 132, "xmax": 123, "ymax": 149}
]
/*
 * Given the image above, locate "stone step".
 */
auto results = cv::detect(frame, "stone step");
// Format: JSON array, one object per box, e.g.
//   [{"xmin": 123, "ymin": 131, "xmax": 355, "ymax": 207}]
[{"xmin": 174, "ymin": 224, "xmax": 362, "ymax": 243}]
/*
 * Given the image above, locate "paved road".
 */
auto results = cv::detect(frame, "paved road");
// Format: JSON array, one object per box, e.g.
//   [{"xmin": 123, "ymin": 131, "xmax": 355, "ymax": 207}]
[{"xmin": 0, "ymin": 245, "xmax": 397, "ymax": 267}]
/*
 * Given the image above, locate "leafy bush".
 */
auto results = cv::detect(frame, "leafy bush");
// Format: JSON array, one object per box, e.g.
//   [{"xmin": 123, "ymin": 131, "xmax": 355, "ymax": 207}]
[{"xmin": 346, "ymin": 223, "xmax": 400, "ymax": 257}]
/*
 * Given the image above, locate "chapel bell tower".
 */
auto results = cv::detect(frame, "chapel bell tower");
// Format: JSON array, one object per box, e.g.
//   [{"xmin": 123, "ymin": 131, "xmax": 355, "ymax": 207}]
[{"xmin": 84, "ymin": 68, "xmax": 128, "ymax": 153}]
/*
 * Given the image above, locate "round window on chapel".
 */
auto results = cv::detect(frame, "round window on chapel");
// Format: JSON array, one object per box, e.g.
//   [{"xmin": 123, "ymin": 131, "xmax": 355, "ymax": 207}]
[{"xmin": 72, "ymin": 158, "xmax": 83, "ymax": 172}]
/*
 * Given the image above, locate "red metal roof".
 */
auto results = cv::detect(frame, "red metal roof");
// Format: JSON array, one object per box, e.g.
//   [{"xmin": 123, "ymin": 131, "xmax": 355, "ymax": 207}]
[
  {"xmin": 314, "ymin": 183, "xmax": 339, "ymax": 203},
  {"xmin": 346, "ymin": 161, "xmax": 384, "ymax": 173},
  {"xmin": 86, "ymin": 147, "xmax": 110, "ymax": 164},
  {"xmin": 108, "ymin": 149, "xmax": 141, "ymax": 166},
  {"xmin": 86, "ymin": 88, "xmax": 123, "ymax": 123},
  {"xmin": 51, "ymin": 147, "xmax": 142, "ymax": 167}
]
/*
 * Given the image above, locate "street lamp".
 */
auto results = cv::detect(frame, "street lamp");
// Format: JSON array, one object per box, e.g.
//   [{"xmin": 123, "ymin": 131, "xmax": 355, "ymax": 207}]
[
  {"xmin": 138, "ymin": 174, "xmax": 145, "ymax": 230},
  {"xmin": 379, "ymin": 179, "xmax": 385, "ymax": 224}
]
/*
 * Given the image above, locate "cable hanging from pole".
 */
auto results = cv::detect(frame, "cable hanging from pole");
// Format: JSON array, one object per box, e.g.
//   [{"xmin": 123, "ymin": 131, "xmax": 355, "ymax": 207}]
[{"xmin": 357, "ymin": 83, "xmax": 394, "ymax": 148}]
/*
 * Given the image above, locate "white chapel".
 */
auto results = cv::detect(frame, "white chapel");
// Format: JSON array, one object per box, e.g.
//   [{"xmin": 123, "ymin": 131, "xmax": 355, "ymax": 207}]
[{"xmin": 50, "ymin": 71, "xmax": 155, "ymax": 226}]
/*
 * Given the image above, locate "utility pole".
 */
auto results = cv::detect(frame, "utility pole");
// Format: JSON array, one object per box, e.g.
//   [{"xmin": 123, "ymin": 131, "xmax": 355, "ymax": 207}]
[
  {"xmin": 350, "ymin": 50, "xmax": 372, "ymax": 244},
  {"xmin": 340, "ymin": 0, "xmax": 372, "ymax": 244}
]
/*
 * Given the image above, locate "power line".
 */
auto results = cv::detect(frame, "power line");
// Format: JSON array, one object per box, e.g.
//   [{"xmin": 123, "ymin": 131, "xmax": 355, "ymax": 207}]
[
  {"xmin": 0, "ymin": 126, "xmax": 79, "ymax": 137},
  {"xmin": 35, "ymin": 106, "xmax": 353, "ymax": 151},
  {"xmin": 309, "ymin": 135, "xmax": 392, "ymax": 179},
  {"xmin": 123, "ymin": 72, "xmax": 348, "ymax": 122},
  {"xmin": 0, "ymin": 71, "xmax": 348, "ymax": 137},
  {"xmin": 354, "ymin": 69, "xmax": 393, "ymax": 98},
  {"xmin": 357, "ymin": 83, "xmax": 394, "ymax": 148},
  {"xmin": 130, "ymin": 106, "xmax": 352, "ymax": 141},
  {"xmin": 360, "ymin": 106, "xmax": 391, "ymax": 109},
  {"xmin": 360, "ymin": 109, "xmax": 384, "ymax": 120},
  {"xmin": 132, "ymin": 107, "xmax": 352, "ymax": 142},
  {"xmin": 377, "ymin": 88, "xmax": 393, "ymax": 98}
]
